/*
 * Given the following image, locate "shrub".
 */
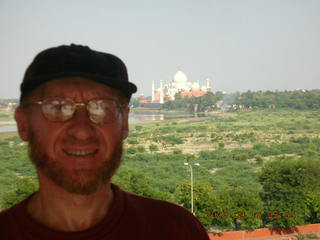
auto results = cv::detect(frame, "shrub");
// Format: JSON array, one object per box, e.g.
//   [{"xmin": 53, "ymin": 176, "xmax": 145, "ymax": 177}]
[
  {"xmin": 172, "ymin": 148, "xmax": 182, "ymax": 154},
  {"xmin": 232, "ymin": 153, "xmax": 249, "ymax": 161},
  {"xmin": 149, "ymin": 144, "xmax": 159, "ymax": 152},
  {"xmin": 135, "ymin": 125, "xmax": 143, "ymax": 131},
  {"xmin": 162, "ymin": 135, "xmax": 184, "ymax": 145},
  {"xmin": 126, "ymin": 147, "xmax": 137, "ymax": 154},
  {"xmin": 128, "ymin": 138, "xmax": 139, "ymax": 144},
  {"xmin": 197, "ymin": 133, "xmax": 207, "ymax": 137},
  {"xmin": 136, "ymin": 146, "xmax": 146, "ymax": 153},
  {"xmin": 218, "ymin": 142, "xmax": 225, "ymax": 149},
  {"xmin": 255, "ymin": 155, "xmax": 263, "ymax": 165}
]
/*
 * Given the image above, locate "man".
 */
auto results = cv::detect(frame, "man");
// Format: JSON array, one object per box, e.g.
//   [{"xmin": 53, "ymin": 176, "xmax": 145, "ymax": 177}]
[{"xmin": 0, "ymin": 44, "xmax": 210, "ymax": 239}]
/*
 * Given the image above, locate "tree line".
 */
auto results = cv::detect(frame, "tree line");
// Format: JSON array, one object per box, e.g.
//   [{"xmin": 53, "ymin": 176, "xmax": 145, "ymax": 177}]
[{"xmin": 162, "ymin": 89, "xmax": 320, "ymax": 111}]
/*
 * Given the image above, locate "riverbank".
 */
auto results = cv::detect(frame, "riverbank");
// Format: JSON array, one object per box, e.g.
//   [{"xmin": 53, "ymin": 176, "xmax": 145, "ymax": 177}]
[
  {"xmin": 130, "ymin": 107, "xmax": 187, "ymax": 114},
  {"xmin": 0, "ymin": 131, "xmax": 17, "ymax": 139},
  {"xmin": 0, "ymin": 121, "xmax": 15, "ymax": 126}
]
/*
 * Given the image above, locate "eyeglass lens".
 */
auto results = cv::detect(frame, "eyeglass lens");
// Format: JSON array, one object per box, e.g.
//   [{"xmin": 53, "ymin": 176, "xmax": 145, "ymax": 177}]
[{"xmin": 41, "ymin": 98, "xmax": 120, "ymax": 124}]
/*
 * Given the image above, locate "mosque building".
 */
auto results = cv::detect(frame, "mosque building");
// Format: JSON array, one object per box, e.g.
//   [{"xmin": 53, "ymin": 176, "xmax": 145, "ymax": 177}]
[{"xmin": 149, "ymin": 70, "xmax": 212, "ymax": 104}]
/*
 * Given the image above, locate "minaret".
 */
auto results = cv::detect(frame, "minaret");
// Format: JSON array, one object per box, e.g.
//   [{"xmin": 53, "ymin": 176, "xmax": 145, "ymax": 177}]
[
  {"xmin": 152, "ymin": 80, "xmax": 155, "ymax": 102},
  {"xmin": 160, "ymin": 79, "xmax": 164, "ymax": 104},
  {"xmin": 206, "ymin": 78, "xmax": 212, "ymax": 91}
]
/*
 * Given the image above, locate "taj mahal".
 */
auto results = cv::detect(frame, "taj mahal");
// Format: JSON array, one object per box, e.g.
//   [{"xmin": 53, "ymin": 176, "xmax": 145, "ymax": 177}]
[{"xmin": 146, "ymin": 70, "xmax": 212, "ymax": 104}]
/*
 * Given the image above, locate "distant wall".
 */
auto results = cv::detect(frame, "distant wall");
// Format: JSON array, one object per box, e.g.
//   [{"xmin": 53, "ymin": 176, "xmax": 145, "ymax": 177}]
[{"xmin": 208, "ymin": 224, "xmax": 320, "ymax": 240}]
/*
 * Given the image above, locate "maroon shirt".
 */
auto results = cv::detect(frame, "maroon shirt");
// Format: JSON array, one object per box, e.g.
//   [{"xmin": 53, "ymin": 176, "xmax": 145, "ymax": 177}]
[{"xmin": 0, "ymin": 184, "xmax": 209, "ymax": 240}]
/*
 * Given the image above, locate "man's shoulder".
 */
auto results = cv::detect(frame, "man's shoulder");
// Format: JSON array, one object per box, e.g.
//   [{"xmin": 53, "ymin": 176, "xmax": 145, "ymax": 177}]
[
  {"xmin": 0, "ymin": 201, "xmax": 20, "ymax": 220},
  {"xmin": 0, "ymin": 198, "xmax": 28, "ymax": 238},
  {"xmin": 115, "ymin": 186, "xmax": 210, "ymax": 239},
  {"xmin": 116, "ymin": 185, "xmax": 201, "ymax": 225},
  {"xmin": 0, "ymin": 196, "xmax": 30, "ymax": 219},
  {"xmin": 124, "ymin": 189, "xmax": 188, "ymax": 212}
]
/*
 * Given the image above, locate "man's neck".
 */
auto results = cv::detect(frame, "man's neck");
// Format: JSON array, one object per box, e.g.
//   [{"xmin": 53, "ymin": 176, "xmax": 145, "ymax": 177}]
[{"xmin": 27, "ymin": 180, "xmax": 114, "ymax": 232}]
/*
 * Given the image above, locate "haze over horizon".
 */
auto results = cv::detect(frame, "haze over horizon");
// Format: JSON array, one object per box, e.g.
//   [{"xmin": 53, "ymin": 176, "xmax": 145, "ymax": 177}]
[{"xmin": 1, "ymin": 0, "xmax": 319, "ymax": 99}]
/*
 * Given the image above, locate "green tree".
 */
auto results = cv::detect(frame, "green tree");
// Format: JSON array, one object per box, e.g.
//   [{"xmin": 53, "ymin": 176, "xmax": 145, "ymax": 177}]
[
  {"xmin": 259, "ymin": 158, "xmax": 320, "ymax": 227},
  {"xmin": 216, "ymin": 188, "xmax": 264, "ymax": 230},
  {"xmin": 175, "ymin": 182, "xmax": 219, "ymax": 228},
  {"xmin": 1, "ymin": 176, "xmax": 38, "ymax": 210},
  {"xmin": 114, "ymin": 170, "xmax": 155, "ymax": 197}
]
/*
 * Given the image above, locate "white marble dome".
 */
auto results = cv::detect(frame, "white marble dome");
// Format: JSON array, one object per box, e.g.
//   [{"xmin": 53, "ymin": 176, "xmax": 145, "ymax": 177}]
[
  {"xmin": 173, "ymin": 70, "xmax": 188, "ymax": 83},
  {"xmin": 191, "ymin": 82, "xmax": 200, "ymax": 90}
]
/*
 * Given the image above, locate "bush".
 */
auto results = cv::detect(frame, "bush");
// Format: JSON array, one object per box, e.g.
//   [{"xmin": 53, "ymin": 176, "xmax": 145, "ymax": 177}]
[
  {"xmin": 162, "ymin": 135, "xmax": 184, "ymax": 145},
  {"xmin": 135, "ymin": 125, "xmax": 143, "ymax": 131},
  {"xmin": 149, "ymin": 144, "xmax": 159, "ymax": 152},
  {"xmin": 128, "ymin": 138, "xmax": 139, "ymax": 144},
  {"xmin": 255, "ymin": 155, "xmax": 263, "ymax": 165},
  {"xmin": 232, "ymin": 153, "xmax": 249, "ymax": 161},
  {"xmin": 126, "ymin": 147, "xmax": 137, "ymax": 154},
  {"xmin": 197, "ymin": 133, "xmax": 207, "ymax": 137},
  {"xmin": 172, "ymin": 148, "xmax": 182, "ymax": 154},
  {"xmin": 136, "ymin": 146, "xmax": 146, "ymax": 153},
  {"xmin": 218, "ymin": 142, "xmax": 225, "ymax": 149}
]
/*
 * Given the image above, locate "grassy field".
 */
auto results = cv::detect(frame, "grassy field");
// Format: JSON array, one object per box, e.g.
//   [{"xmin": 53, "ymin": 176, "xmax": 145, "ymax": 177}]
[{"xmin": 127, "ymin": 109, "xmax": 320, "ymax": 154}]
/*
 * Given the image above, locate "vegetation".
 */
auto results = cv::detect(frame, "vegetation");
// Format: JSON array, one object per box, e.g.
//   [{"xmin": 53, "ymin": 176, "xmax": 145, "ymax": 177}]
[
  {"xmin": 162, "ymin": 89, "xmax": 320, "ymax": 112},
  {"xmin": 0, "ymin": 108, "xmax": 320, "ymax": 232}
]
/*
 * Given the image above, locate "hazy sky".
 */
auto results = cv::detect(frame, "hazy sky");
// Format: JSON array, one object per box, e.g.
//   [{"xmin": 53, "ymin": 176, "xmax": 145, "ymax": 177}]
[{"xmin": 1, "ymin": 0, "xmax": 319, "ymax": 99}]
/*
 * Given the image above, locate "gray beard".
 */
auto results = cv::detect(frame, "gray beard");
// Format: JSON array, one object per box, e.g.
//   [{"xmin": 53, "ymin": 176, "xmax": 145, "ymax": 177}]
[{"xmin": 28, "ymin": 131, "xmax": 123, "ymax": 195}]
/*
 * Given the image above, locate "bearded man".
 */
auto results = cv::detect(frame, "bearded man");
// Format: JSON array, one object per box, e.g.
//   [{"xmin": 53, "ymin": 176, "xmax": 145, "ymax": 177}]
[{"xmin": 0, "ymin": 44, "xmax": 210, "ymax": 240}]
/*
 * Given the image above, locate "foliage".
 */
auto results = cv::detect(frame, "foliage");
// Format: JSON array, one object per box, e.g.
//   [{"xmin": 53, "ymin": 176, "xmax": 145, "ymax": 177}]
[
  {"xmin": 152, "ymin": 134, "xmax": 184, "ymax": 145},
  {"xmin": 149, "ymin": 144, "xmax": 159, "ymax": 152},
  {"xmin": 126, "ymin": 146, "xmax": 137, "ymax": 154},
  {"xmin": 135, "ymin": 125, "xmax": 143, "ymax": 131},
  {"xmin": 259, "ymin": 158, "xmax": 320, "ymax": 227},
  {"xmin": 127, "ymin": 138, "xmax": 139, "ymax": 144},
  {"xmin": 136, "ymin": 145, "xmax": 146, "ymax": 153},
  {"xmin": 215, "ymin": 188, "xmax": 264, "ymax": 230},
  {"xmin": 175, "ymin": 182, "xmax": 219, "ymax": 227},
  {"xmin": 1, "ymin": 176, "xmax": 38, "ymax": 210},
  {"xmin": 162, "ymin": 89, "xmax": 320, "ymax": 112}
]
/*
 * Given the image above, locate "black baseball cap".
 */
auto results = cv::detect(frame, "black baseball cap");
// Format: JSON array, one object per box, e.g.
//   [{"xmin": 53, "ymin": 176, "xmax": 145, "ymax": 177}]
[{"xmin": 20, "ymin": 44, "xmax": 137, "ymax": 101}]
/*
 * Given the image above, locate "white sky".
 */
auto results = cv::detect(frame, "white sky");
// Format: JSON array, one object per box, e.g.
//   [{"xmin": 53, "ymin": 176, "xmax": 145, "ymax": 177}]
[{"xmin": 0, "ymin": 0, "xmax": 319, "ymax": 98}]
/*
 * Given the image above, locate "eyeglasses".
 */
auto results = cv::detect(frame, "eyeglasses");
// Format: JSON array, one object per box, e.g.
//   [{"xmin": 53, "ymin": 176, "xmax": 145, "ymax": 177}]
[{"xmin": 33, "ymin": 97, "xmax": 126, "ymax": 124}]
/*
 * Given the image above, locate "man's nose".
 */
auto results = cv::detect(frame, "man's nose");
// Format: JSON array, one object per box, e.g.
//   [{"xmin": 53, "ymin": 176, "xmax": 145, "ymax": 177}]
[{"xmin": 66, "ymin": 107, "xmax": 95, "ymax": 140}]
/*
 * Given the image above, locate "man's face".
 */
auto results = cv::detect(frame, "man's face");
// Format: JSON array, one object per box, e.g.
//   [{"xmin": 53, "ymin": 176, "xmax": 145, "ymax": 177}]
[{"xmin": 15, "ymin": 77, "xmax": 129, "ymax": 195}]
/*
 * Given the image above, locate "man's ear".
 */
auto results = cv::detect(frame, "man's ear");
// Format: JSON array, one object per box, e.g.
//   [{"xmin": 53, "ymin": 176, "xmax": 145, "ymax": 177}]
[
  {"xmin": 15, "ymin": 107, "xmax": 30, "ymax": 141},
  {"xmin": 121, "ymin": 107, "xmax": 129, "ymax": 140}
]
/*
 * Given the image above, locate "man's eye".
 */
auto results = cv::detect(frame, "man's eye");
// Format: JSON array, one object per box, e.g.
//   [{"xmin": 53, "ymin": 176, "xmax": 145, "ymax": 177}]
[
  {"xmin": 50, "ymin": 104, "xmax": 72, "ymax": 113},
  {"xmin": 51, "ymin": 104, "xmax": 64, "ymax": 110}
]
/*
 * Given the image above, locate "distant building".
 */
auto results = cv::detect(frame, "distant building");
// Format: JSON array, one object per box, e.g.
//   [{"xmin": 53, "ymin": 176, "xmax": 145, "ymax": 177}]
[
  {"xmin": 0, "ymin": 102, "xmax": 17, "ymax": 112},
  {"xmin": 151, "ymin": 70, "xmax": 212, "ymax": 103}
]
